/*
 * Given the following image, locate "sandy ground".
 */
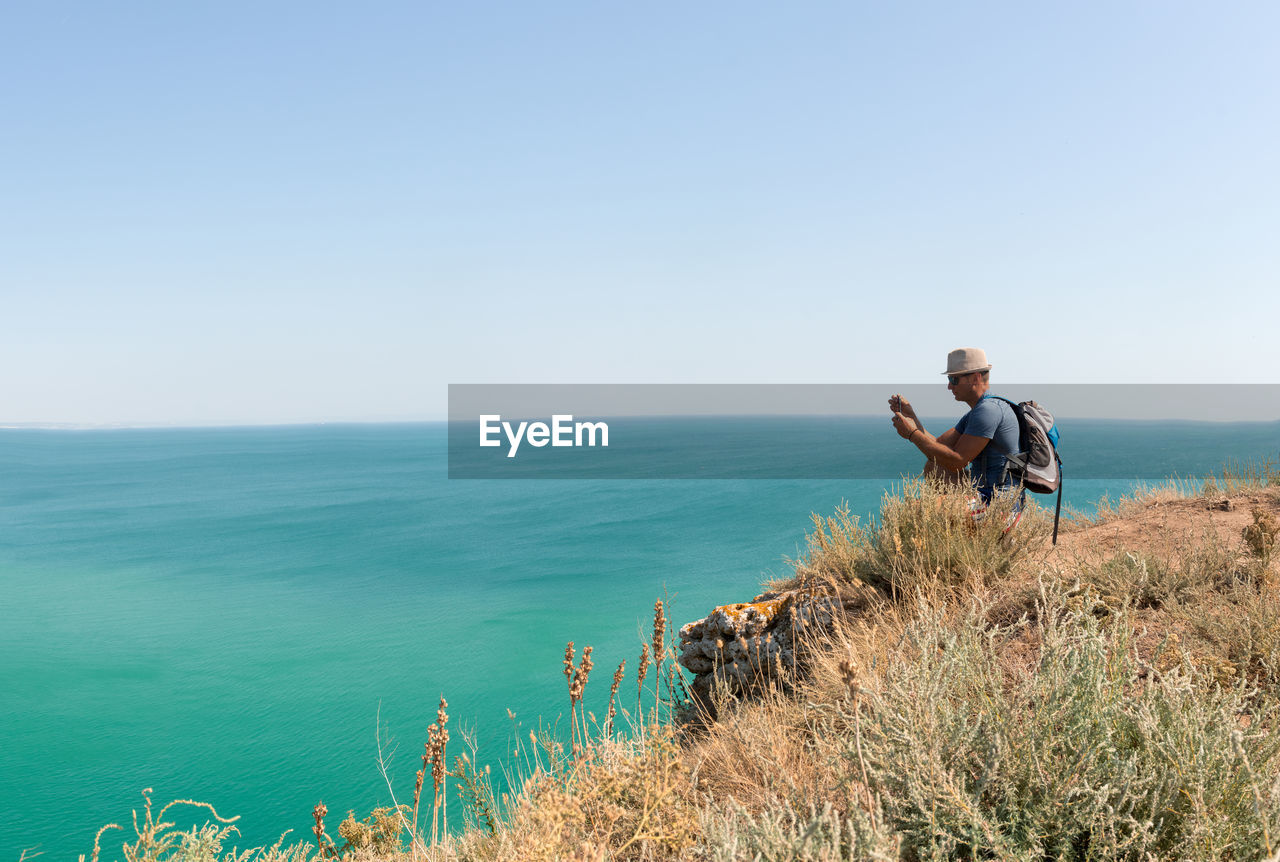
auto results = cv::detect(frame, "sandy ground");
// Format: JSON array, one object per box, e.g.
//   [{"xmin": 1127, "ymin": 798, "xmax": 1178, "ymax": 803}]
[{"xmin": 1050, "ymin": 488, "xmax": 1280, "ymax": 565}]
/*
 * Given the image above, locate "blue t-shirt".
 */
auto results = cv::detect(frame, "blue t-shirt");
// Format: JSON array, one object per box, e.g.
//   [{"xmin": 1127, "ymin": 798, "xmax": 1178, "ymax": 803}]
[{"xmin": 954, "ymin": 395, "xmax": 1021, "ymax": 501}]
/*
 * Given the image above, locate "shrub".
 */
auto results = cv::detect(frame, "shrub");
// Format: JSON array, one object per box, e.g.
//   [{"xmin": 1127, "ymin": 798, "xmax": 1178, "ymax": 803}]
[
  {"xmin": 1072, "ymin": 528, "xmax": 1243, "ymax": 611},
  {"xmin": 793, "ymin": 478, "xmax": 1048, "ymax": 598},
  {"xmin": 81, "ymin": 789, "xmax": 314, "ymax": 862},
  {"xmin": 487, "ymin": 727, "xmax": 698, "ymax": 862},
  {"xmin": 1243, "ymin": 507, "xmax": 1279, "ymax": 569},
  {"xmin": 702, "ymin": 798, "xmax": 900, "ymax": 862},
  {"xmin": 826, "ymin": 588, "xmax": 1280, "ymax": 861},
  {"xmin": 1188, "ymin": 577, "xmax": 1280, "ymax": 689},
  {"xmin": 336, "ymin": 806, "xmax": 405, "ymax": 854}
]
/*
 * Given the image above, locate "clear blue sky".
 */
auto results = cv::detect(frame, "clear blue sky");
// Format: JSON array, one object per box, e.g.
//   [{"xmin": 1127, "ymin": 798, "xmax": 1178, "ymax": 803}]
[{"xmin": 3, "ymin": 2, "xmax": 1277, "ymax": 425}]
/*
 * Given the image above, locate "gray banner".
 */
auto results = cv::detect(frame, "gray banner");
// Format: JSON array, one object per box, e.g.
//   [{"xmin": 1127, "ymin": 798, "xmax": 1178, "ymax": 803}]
[{"xmin": 447, "ymin": 384, "xmax": 1280, "ymax": 479}]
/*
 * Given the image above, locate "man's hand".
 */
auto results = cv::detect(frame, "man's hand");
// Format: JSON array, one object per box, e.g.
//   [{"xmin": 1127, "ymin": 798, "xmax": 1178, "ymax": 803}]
[
  {"xmin": 891, "ymin": 411, "xmax": 920, "ymax": 440},
  {"xmin": 888, "ymin": 394, "xmax": 919, "ymax": 424}
]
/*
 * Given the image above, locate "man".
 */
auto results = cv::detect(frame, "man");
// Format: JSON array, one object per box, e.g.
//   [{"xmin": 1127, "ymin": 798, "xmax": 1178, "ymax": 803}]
[{"xmin": 888, "ymin": 347, "xmax": 1021, "ymax": 504}]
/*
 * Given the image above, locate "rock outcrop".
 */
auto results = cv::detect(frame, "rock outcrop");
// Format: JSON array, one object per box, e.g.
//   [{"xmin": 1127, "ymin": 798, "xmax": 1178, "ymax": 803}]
[{"xmin": 677, "ymin": 589, "xmax": 841, "ymax": 713}]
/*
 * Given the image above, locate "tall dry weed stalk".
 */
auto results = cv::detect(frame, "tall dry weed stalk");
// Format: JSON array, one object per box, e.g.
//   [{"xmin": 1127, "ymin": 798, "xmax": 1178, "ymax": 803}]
[
  {"xmin": 651, "ymin": 600, "xmax": 666, "ymax": 722},
  {"xmin": 427, "ymin": 696, "xmax": 450, "ymax": 846},
  {"xmin": 411, "ymin": 735, "xmax": 429, "ymax": 841},
  {"xmin": 312, "ymin": 802, "xmax": 332, "ymax": 857},
  {"xmin": 396, "ymin": 697, "xmax": 453, "ymax": 851},
  {"xmin": 636, "ymin": 643, "xmax": 650, "ymax": 725},
  {"xmin": 566, "ymin": 644, "xmax": 594, "ymax": 756},
  {"xmin": 606, "ymin": 660, "xmax": 625, "ymax": 737}
]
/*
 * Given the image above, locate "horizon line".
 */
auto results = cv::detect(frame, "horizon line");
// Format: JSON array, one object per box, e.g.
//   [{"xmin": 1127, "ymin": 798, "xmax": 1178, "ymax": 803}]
[{"xmin": 6, "ymin": 414, "xmax": 1280, "ymax": 431}]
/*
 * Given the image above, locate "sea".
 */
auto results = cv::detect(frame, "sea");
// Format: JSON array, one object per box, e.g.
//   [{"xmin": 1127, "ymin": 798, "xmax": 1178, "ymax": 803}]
[{"xmin": 2, "ymin": 420, "xmax": 1277, "ymax": 858}]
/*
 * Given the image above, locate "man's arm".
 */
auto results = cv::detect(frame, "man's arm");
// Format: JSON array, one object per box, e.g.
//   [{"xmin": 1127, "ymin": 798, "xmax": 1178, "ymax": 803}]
[
  {"xmin": 892, "ymin": 412, "xmax": 989, "ymax": 471},
  {"xmin": 911, "ymin": 430, "xmax": 989, "ymax": 471},
  {"xmin": 923, "ymin": 427, "xmax": 964, "ymax": 481}
]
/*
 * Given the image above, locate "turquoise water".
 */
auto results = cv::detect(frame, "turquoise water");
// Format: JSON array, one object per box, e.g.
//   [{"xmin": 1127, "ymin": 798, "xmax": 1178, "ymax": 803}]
[{"xmin": 2, "ymin": 422, "xmax": 1276, "ymax": 858}]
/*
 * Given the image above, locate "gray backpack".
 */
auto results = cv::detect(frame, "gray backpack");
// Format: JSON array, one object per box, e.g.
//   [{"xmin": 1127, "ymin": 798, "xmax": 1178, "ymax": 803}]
[{"xmin": 992, "ymin": 397, "xmax": 1063, "ymax": 544}]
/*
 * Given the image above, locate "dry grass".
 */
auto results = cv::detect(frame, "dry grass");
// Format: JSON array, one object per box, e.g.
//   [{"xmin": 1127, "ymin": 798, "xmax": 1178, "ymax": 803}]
[
  {"xmin": 785, "ymin": 477, "xmax": 1051, "ymax": 600},
  {"xmin": 483, "ymin": 728, "xmax": 698, "ymax": 862},
  {"xmin": 1061, "ymin": 519, "xmax": 1280, "ymax": 691},
  {"xmin": 685, "ymin": 575, "xmax": 1280, "ymax": 860},
  {"xmin": 1083, "ymin": 477, "xmax": 1201, "ymax": 525},
  {"xmin": 1204, "ymin": 457, "xmax": 1280, "ymax": 497},
  {"xmin": 684, "ymin": 683, "xmax": 837, "ymax": 814},
  {"xmin": 1076, "ymin": 457, "xmax": 1280, "ymax": 528},
  {"xmin": 841, "ymin": 590, "xmax": 1280, "ymax": 860},
  {"xmin": 80, "ymin": 471, "xmax": 1280, "ymax": 862},
  {"xmin": 1071, "ymin": 527, "xmax": 1244, "ymax": 611}
]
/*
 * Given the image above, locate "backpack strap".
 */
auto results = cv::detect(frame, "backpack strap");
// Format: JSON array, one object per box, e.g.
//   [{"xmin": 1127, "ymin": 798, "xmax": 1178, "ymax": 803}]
[
  {"xmin": 988, "ymin": 396, "xmax": 1027, "ymax": 453},
  {"xmin": 1052, "ymin": 458, "xmax": 1062, "ymax": 546}
]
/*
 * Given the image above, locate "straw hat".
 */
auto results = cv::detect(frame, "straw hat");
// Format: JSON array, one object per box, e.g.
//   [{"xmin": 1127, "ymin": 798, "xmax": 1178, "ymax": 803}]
[{"xmin": 942, "ymin": 347, "xmax": 992, "ymax": 376}]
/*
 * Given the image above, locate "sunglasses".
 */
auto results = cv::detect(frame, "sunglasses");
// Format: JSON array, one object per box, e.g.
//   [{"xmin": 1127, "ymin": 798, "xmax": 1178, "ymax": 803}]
[{"xmin": 947, "ymin": 374, "xmax": 969, "ymax": 386}]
